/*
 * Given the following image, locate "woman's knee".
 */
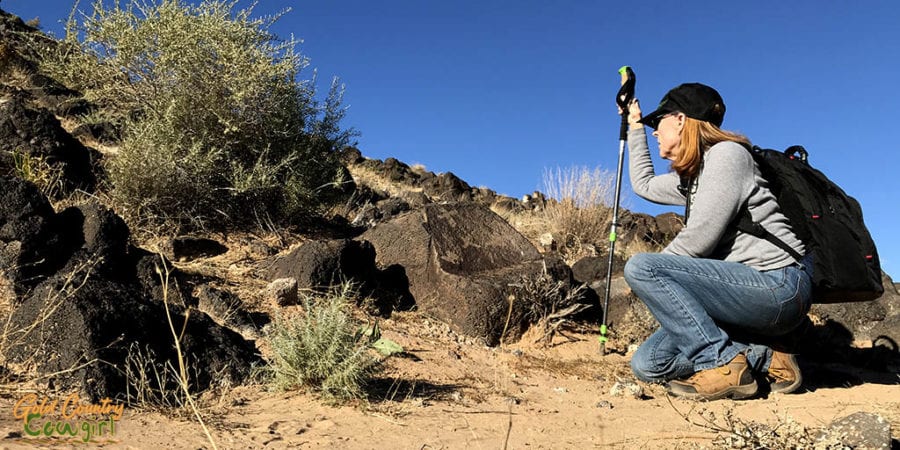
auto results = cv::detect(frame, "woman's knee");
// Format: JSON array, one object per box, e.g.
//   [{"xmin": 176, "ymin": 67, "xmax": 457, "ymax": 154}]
[
  {"xmin": 623, "ymin": 252, "xmax": 653, "ymax": 284},
  {"xmin": 630, "ymin": 352, "xmax": 665, "ymax": 384},
  {"xmin": 629, "ymin": 340, "xmax": 667, "ymax": 383},
  {"xmin": 630, "ymin": 357, "xmax": 654, "ymax": 383}
]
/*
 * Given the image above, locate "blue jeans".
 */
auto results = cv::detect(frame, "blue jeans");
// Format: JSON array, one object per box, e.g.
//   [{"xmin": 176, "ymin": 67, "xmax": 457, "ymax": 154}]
[{"xmin": 624, "ymin": 252, "xmax": 812, "ymax": 383}]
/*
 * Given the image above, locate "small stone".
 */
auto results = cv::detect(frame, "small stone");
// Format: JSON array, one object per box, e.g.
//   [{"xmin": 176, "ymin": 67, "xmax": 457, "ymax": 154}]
[
  {"xmin": 266, "ymin": 278, "xmax": 298, "ymax": 306},
  {"xmin": 819, "ymin": 411, "xmax": 891, "ymax": 449},
  {"xmin": 610, "ymin": 381, "xmax": 643, "ymax": 399}
]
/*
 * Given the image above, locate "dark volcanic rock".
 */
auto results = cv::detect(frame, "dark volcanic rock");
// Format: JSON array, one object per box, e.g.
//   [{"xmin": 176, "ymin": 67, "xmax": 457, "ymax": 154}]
[
  {"xmin": 270, "ymin": 239, "xmax": 378, "ymax": 291},
  {"xmin": 360, "ymin": 202, "xmax": 580, "ymax": 344},
  {"xmin": 0, "ymin": 176, "xmax": 66, "ymax": 293},
  {"xmin": 168, "ymin": 236, "xmax": 229, "ymax": 261},
  {"xmin": 0, "ymin": 95, "xmax": 96, "ymax": 193},
  {"xmin": 811, "ymin": 272, "xmax": 900, "ymax": 345},
  {"xmin": 268, "ymin": 238, "xmax": 411, "ymax": 315},
  {"xmin": 1, "ymin": 176, "xmax": 259, "ymax": 400},
  {"xmin": 54, "ymin": 201, "xmax": 131, "ymax": 278},
  {"xmin": 195, "ymin": 284, "xmax": 264, "ymax": 336},
  {"xmin": 571, "ymin": 254, "xmax": 626, "ymax": 285},
  {"xmin": 654, "ymin": 212, "xmax": 684, "ymax": 239},
  {"xmin": 7, "ymin": 270, "xmax": 260, "ymax": 401},
  {"xmin": 422, "ymin": 172, "xmax": 472, "ymax": 201},
  {"xmin": 820, "ymin": 412, "xmax": 892, "ymax": 449}
]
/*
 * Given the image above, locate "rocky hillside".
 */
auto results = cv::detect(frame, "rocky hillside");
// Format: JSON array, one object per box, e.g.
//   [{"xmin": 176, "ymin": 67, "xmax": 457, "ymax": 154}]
[{"xmin": 1, "ymin": 5, "xmax": 898, "ymax": 411}]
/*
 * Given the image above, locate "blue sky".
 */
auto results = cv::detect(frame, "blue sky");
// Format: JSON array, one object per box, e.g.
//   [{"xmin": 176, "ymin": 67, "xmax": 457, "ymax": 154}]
[{"xmin": 4, "ymin": 1, "xmax": 900, "ymax": 279}]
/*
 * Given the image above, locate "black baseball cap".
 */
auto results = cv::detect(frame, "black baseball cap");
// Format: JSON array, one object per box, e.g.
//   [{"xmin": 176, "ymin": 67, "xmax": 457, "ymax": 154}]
[{"xmin": 639, "ymin": 83, "xmax": 726, "ymax": 129}]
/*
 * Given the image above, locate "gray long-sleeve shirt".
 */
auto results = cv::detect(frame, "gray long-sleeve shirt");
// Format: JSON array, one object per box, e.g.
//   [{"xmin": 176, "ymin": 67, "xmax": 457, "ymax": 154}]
[{"xmin": 627, "ymin": 127, "xmax": 804, "ymax": 271}]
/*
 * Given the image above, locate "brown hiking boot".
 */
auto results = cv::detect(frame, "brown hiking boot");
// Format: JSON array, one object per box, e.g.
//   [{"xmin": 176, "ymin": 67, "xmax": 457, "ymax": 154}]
[
  {"xmin": 667, "ymin": 353, "xmax": 758, "ymax": 401},
  {"xmin": 767, "ymin": 350, "xmax": 802, "ymax": 394}
]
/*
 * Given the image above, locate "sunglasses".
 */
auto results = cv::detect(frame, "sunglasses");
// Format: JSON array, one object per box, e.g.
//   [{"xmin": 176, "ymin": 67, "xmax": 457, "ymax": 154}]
[{"xmin": 648, "ymin": 112, "xmax": 679, "ymax": 130}]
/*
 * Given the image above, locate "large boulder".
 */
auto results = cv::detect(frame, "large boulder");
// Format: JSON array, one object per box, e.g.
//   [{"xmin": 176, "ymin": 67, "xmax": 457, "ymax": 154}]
[
  {"xmin": 654, "ymin": 212, "xmax": 684, "ymax": 240},
  {"xmin": 571, "ymin": 254, "xmax": 626, "ymax": 285},
  {"xmin": 0, "ymin": 176, "xmax": 68, "ymax": 293},
  {"xmin": 53, "ymin": 201, "xmax": 132, "ymax": 280},
  {"xmin": 270, "ymin": 239, "xmax": 379, "ymax": 291},
  {"xmin": 360, "ymin": 202, "xmax": 579, "ymax": 345},
  {"xmin": 268, "ymin": 238, "xmax": 413, "ymax": 315}
]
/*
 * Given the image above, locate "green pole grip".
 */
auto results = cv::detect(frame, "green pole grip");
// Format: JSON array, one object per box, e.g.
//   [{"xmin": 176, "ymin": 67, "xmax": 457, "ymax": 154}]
[{"xmin": 598, "ymin": 324, "xmax": 608, "ymax": 343}]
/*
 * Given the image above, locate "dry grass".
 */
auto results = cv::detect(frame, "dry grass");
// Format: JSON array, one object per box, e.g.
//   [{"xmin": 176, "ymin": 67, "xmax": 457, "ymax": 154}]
[
  {"xmin": 621, "ymin": 234, "xmax": 666, "ymax": 261},
  {"xmin": 503, "ymin": 265, "xmax": 589, "ymax": 345},
  {"xmin": 666, "ymin": 397, "xmax": 849, "ymax": 449},
  {"xmin": 124, "ymin": 343, "xmax": 196, "ymax": 411},
  {"xmin": 155, "ymin": 254, "xmax": 218, "ymax": 449},
  {"xmin": 6, "ymin": 149, "xmax": 65, "ymax": 199},
  {"xmin": 56, "ymin": 115, "xmax": 122, "ymax": 157},
  {"xmin": 117, "ymin": 255, "xmax": 221, "ymax": 448},
  {"xmin": 410, "ymin": 163, "xmax": 429, "ymax": 175},
  {"xmin": 497, "ymin": 165, "xmax": 616, "ymax": 264},
  {"xmin": 0, "ymin": 62, "xmax": 33, "ymax": 90},
  {"xmin": 540, "ymin": 165, "xmax": 614, "ymax": 247},
  {"xmin": 0, "ymin": 274, "xmax": 14, "ymax": 324},
  {"xmin": 0, "ymin": 258, "xmax": 98, "ymax": 394},
  {"xmin": 346, "ymin": 163, "xmax": 424, "ymax": 199}
]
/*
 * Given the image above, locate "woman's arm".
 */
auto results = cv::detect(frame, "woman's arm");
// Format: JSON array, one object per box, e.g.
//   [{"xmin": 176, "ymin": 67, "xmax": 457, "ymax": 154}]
[{"xmin": 626, "ymin": 123, "xmax": 685, "ymax": 206}]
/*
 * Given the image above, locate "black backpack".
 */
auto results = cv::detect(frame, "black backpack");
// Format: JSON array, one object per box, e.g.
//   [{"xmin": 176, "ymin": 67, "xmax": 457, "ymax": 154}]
[
  {"xmin": 683, "ymin": 145, "xmax": 884, "ymax": 303},
  {"xmin": 739, "ymin": 145, "xmax": 883, "ymax": 303}
]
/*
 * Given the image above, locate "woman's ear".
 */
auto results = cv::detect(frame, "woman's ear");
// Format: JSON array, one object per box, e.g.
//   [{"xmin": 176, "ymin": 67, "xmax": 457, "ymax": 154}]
[{"xmin": 674, "ymin": 113, "xmax": 686, "ymax": 132}]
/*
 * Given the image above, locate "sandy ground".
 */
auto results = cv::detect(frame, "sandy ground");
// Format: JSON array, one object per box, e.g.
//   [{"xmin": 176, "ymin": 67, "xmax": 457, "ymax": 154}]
[{"xmin": 0, "ymin": 311, "xmax": 896, "ymax": 450}]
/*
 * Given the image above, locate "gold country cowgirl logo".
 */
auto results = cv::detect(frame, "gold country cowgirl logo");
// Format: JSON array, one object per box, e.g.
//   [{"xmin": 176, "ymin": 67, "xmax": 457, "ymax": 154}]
[{"xmin": 12, "ymin": 393, "xmax": 124, "ymax": 443}]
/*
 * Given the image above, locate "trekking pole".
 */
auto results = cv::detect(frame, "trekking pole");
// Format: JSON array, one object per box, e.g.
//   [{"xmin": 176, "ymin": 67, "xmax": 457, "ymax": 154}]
[{"xmin": 599, "ymin": 66, "xmax": 635, "ymax": 355}]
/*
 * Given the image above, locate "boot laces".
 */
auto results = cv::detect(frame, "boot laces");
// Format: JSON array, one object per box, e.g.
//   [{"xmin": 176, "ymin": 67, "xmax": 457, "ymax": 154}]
[
  {"xmin": 768, "ymin": 364, "xmax": 794, "ymax": 382},
  {"xmin": 768, "ymin": 354, "xmax": 796, "ymax": 382}
]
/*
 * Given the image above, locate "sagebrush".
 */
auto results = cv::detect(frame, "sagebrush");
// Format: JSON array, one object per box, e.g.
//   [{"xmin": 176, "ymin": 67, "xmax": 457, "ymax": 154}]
[
  {"xmin": 266, "ymin": 285, "xmax": 380, "ymax": 401},
  {"xmin": 37, "ymin": 0, "xmax": 356, "ymax": 230}
]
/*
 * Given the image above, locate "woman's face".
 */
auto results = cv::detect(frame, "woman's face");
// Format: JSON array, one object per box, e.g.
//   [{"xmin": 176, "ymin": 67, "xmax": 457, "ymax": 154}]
[{"xmin": 652, "ymin": 112, "xmax": 684, "ymax": 160}]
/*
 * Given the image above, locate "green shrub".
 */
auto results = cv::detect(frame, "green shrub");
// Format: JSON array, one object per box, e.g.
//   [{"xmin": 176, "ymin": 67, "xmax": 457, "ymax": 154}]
[
  {"xmin": 266, "ymin": 285, "xmax": 379, "ymax": 401},
  {"xmin": 39, "ymin": 0, "xmax": 355, "ymax": 230}
]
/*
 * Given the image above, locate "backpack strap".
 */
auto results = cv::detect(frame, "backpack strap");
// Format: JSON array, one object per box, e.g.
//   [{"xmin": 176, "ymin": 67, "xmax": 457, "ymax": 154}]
[
  {"xmin": 679, "ymin": 148, "xmax": 801, "ymax": 264},
  {"xmin": 678, "ymin": 176, "xmax": 693, "ymax": 224},
  {"xmin": 738, "ymin": 144, "xmax": 804, "ymax": 264},
  {"xmin": 733, "ymin": 209, "xmax": 804, "ymax": 263}
]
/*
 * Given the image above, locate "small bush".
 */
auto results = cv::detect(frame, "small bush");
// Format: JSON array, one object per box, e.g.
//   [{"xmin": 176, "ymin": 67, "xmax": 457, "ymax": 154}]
[
  {"xmin": 507, "ymin": 265, "xmax": 589, "ymax": 345},
  {"xmin": 39, "ymin": 0, "xmax": 356, "ymax": 230},
  {"xmin": 266, "ymin": 285, "xmax": 379, "ymax": 401}
]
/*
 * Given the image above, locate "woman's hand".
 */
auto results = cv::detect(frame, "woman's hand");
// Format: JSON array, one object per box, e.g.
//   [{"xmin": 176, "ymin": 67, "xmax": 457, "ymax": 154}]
[{"xmin": 622, "ymin": 99, "xmax": 642, "ymax": 130}]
